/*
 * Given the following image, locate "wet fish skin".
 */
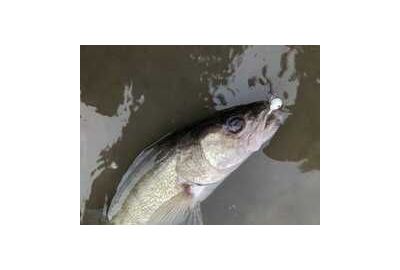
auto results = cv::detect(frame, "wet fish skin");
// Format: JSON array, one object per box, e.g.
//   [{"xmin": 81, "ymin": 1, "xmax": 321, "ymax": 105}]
[{"xmin": 108, "ymin": 101, "xmax": 286, "ymax": 225}]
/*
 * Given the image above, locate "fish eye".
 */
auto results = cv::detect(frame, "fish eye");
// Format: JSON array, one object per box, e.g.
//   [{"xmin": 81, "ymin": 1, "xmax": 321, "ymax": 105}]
[{"xmin": 225, "ymin": 116, "xmax": 245, "ymax": 133}]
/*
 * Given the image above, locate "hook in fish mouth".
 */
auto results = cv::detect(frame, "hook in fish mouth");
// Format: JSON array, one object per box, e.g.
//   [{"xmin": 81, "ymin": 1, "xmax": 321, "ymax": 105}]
[{"xmin": 258, "ymin": 97, "xmax": 285, "ymax": 127}]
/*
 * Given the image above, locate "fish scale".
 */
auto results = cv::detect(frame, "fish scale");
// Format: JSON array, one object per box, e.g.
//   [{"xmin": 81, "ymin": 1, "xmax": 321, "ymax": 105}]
[{"xmin": 112, "ymin": 154, "xmax": 181, "ymax": 224}]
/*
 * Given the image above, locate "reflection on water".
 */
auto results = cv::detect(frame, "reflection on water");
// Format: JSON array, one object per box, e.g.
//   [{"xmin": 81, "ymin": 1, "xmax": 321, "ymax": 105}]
[
  {"xmin": 80, "ymin": 45, "xmax": 320, "ymax": 225},
  {"xmin": 203, "ymin": 152, "xmax": 319, "ymax": 224},
  {"xmin": 80, "ymin": 84, "xmax": 144, "ymax": 220},
  {"xmin": 208, "ymin": 46, "xmax": 299, "ymax": 110}
]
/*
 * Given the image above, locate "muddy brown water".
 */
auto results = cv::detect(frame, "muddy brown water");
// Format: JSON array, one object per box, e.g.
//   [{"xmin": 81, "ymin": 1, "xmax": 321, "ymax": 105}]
[{"xmin": 80, "ymin": 45, "xmax": 320, "ymax": 225}]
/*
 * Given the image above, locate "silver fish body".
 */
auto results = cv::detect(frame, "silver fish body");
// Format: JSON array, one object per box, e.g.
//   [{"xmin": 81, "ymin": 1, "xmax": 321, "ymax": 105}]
[{"xmin": 108, "ymin": 101, "xmax": 286, "ymax": 225}]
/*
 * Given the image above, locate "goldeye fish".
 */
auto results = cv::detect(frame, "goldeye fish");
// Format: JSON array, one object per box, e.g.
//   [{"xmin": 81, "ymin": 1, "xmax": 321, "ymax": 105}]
[{"xmin": 107, "ymin": 98, "xmax": 286, "ymax": 225}]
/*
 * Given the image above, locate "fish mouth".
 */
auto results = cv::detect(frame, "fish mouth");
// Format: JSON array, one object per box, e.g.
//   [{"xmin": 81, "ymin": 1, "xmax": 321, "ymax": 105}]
[
  {"xmin": 253, "ymin": 101, "xmax": 286, "ymax": 128},
  {"xmin": 264, "ymin": 109, "xmax": 287, "ymax": 127},
  {"xmin": 258, "ymin": 108, "xmax": 288, "ymax": 146},
  {"xmin": 245, "ymin": 107, "xmax": 285, "ymax": 152}
]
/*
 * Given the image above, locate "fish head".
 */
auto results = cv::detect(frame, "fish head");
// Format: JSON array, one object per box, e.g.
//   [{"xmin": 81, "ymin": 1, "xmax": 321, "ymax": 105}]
[{"xmin": 198, "ymin": 100, "xmax": 287, "ymax": 170}]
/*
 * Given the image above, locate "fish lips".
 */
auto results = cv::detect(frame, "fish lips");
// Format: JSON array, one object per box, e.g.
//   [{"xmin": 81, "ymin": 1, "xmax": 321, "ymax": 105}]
[
  {"xmin": 257, "ymin": 108, "xmax": 289, "ymax": 148},
  {"xmin": 267, "ymin": 109, "xmax": 289, "ymax": 127}
]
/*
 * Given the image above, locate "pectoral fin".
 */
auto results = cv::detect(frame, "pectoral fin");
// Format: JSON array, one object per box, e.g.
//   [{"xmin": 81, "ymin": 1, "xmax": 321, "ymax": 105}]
[
  {"xmin": 186, "ymin": 203, "xmax": 203, "ymax": 225},
  {"xmin": 147, "ymin": 192, "xmax": 203, "ymax": 225}
]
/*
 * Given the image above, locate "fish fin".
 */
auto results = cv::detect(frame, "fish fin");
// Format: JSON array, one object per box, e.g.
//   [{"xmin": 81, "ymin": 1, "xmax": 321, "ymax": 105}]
[
  {"xmin": 107, "ymin": 142, "xmax": 172, "ymax": 221},
  {"xmin": 186, "ymin": 203, "xmax": 203, "ymax": 225},
  {"xmin": 147, "ymin": 193, "xmax": 203, "ymax": 225},
  {"xmin": 101, "ymin": 194, "xmax": 109, "ymax": 224}
]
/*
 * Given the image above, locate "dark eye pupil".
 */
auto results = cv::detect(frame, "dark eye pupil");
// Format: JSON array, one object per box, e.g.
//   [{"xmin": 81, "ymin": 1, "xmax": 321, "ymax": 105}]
[{"xmin": 227, "ymin": 116, "xmax": 244, "ymax": 133}]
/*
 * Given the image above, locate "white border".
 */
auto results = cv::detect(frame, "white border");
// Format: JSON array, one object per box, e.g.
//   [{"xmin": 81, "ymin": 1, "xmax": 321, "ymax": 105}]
[{"xmin": 1, "ymin": 0, "xmax": 399, "ymax": 269}]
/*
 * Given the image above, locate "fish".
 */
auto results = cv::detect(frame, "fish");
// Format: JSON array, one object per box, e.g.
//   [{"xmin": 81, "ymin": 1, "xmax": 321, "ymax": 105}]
[{"xmin": 107, "ymin": 99, "xmax": 287, "ymax": 225}]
